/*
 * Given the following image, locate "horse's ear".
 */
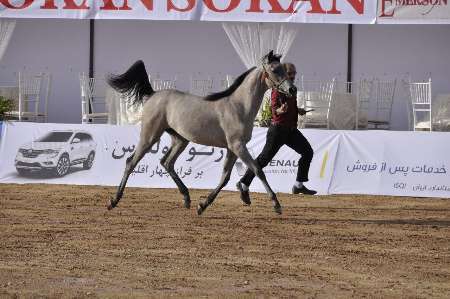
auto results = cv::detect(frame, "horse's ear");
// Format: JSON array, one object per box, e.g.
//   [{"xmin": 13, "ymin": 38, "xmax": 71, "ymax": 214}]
[
  {"xmin": 266, "ymin": 50, "xmax": 282, "ymax": 63},
  {"xmin": 267, "ymin": 50, "xmax": 274, "ymax": 61}
]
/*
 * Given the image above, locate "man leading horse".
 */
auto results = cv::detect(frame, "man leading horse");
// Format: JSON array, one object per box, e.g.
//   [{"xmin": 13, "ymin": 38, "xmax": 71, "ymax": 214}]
[{"xmin": 236, "ymin": 62, "xmax": 317, "ymax": 206}]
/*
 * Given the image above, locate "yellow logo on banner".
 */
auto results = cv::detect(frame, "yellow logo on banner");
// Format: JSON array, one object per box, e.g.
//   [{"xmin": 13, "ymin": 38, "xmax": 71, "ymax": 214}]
[{"xmin": 320, "ymin": 150, "xmax": 329, "ymax": 179}]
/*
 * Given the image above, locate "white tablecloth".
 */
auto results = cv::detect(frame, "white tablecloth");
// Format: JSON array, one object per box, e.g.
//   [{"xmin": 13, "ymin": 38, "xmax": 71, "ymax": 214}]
[
  {"xmin": 297, "ymin": 91, "xmax": 361, "ymax": 130},
  {"xmin": 432, "ymin": 93, "xmax": 450, "ymax": 131},
  {"xmin": 105, "ymin": 87, "xmax": 143, "ymax": 125},
  {"xmin": 408, "ymin": 93, "xmax": 450, "ymax": 132}
]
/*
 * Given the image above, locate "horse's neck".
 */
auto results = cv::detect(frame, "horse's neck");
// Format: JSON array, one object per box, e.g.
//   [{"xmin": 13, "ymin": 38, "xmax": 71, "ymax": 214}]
[{"xmin": 231, "ymin": 68, "xmax": 267, "ymax": 120}]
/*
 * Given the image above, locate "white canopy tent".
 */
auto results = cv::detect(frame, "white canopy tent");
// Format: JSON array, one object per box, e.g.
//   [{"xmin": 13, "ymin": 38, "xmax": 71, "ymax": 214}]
[{"xmin": 222, "ymin": 22, "xmax": 298, "ymax": 68}]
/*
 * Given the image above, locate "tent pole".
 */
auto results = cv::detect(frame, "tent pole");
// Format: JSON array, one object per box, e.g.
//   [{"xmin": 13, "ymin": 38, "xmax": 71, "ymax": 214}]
[
  {"xmin": 87, "ymin": 19, "xmax": 95, "ymax": 121},
  {"xmin": 89, "ymin": 19, "xmax": 95, "ymax": 78},
  {"xmin": 346, "ymin": 24, "xmax": 353, "ymax": 92}
]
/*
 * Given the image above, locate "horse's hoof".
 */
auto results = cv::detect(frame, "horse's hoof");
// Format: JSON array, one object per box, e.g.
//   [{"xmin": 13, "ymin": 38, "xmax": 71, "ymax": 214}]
[
  {"xmin": 183, "ymin": 195, "xmax": 191, "ymax": 209},
  {"xmin": 184, "ymin": 200, "xmax": 191, "ymax": 209},
  {"xmin": 106, "ymin": 199, "xmax": 115, "ymax": 210},
  {"xmin": 197, "ymin": 202, "xmax": 207, "ymax": 215},
  {"xmin": 273, "ymin": 204, "xmax": 282, "ymax": 215}
]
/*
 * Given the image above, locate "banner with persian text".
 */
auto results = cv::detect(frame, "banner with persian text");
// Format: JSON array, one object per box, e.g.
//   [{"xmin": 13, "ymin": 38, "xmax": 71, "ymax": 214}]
[
  {"xmin": 0, "ymin": 122, "xmax": 340, "ymax": 195},
  {"xmin": 329, "ymin": 130, "xmax": 450, "ymax": 197},
  {"xmin": 0, "ymin": 0, "xmax": 377, "ymax": 24},
  {"xmin": 1, "ymin": 122, "xmax": 449, "ymax": 198}
]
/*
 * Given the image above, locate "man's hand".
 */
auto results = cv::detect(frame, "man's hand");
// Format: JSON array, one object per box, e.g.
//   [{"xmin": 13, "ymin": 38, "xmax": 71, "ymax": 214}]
[
  {"xmin": 298, "ymin": 108, "xmax": 307, "ymax": 116},
  {"xmin": 276, "ymin": 103, "xmax": 288, "ymax": 115},
  {"xmin": 298, "ymin": 108, "xmax": 314, "ymax": 115}
]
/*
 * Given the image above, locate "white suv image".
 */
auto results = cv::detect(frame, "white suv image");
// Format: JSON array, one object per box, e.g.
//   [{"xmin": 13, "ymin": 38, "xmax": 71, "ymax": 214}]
[{"xmin": 15, "ymin": 130, "xmax": 96, "ymax": 177}]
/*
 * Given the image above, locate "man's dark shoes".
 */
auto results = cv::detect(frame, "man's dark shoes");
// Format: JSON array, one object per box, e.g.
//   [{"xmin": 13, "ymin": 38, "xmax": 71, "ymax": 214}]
[
  {"xmin": 236, "ymin": 181, "xmax": 251, "ymax": 205},
  {"xmin": 292, "ymin": 185, "xmax": 317, "ymax": 195}
]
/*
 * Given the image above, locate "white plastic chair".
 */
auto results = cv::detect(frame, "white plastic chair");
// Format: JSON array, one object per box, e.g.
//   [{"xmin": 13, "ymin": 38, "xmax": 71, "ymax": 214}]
[
  {"xmin": 79, "ymin": 73, "xmax": 109, "ymax": 124},
  {"xmin": 298, "ymin": 78, "xmax": 335, "ymax": 129},
  {"xmin": 333, "ymin": 80, "xmax": 371, "ymax": 130},
  {"xmin": 330, "ymin": 81, "xmax": 359, "ymax": 130},
  {"xmin": 335, "ymin": 79, "xmax": 373, "ymax": 130},
  {"xmin": 367, "ymin": 79, "xmax": 397, "ymax": 130},
  {"xmin": 150, "ymin": 74, "xmax": 177, "ymax": 91},
  {"xmin": 355, "ymin": 79, "xmax": 373, "ymax": 130},
  {"xmin": 113, "ymin": 89, "xmax": 144, "ymax": 125},
  {"xmin": 219, "ymin": 74, "xmax": 234, "ymax": 90},
  {"xmin": 190, "ymin": 75, "xmax": 213, "ymax": 97},
  {"xmin": 7, "ymin": 72, "xmax": 51, "ymax": 122},
  {"xmin": 408, "ymin": 79, "xmax": 432, "ymax": 131}
]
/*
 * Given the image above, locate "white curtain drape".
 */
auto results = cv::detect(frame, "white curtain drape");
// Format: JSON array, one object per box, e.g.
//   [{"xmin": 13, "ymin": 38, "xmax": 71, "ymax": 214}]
[
  {"xmin": 0, "ymin": 19, "xmax": 16, "ymax": 61},
  {"xmin": 222, "ymin": 22, "xmax": 297, "ymax": 68}
]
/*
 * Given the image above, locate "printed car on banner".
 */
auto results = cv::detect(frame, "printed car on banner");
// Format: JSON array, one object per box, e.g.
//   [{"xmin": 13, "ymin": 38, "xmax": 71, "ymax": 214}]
[{"xmin": 15, "ymin": 130, "xmax": 96, "ymax": 177}]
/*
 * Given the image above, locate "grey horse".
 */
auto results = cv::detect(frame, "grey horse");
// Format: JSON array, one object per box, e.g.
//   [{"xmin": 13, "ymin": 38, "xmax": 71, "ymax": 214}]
[{"xmin": 106, "ymin": 51, "xmax": 297, "ymax": 215}]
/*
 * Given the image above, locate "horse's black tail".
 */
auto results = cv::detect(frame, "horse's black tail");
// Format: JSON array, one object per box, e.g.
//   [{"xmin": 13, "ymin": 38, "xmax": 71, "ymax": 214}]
[{"xmin": 107, "ymin": 60, "xmax": 154, "ymax": 106}]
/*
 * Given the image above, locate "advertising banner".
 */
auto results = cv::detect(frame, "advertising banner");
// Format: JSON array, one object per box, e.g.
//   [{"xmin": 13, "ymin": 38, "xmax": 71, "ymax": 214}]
[
  {"xmin": 329, "ymin": 130, "xmax": 450, "ymax": 197},
  {"xmin": 0, "ymin": 0, "xmax": 377, "ymax": 24},
  {"xmin": 378, "ymin": 0, "xmax": 450, "ymax": 24},
  {"xmin": 0, "ymin": 122, "xmax": 340, "ymax": 195},
  {"xmin": 2, "ymin": 123, "xmax": 449, "ymax": 198},
  {"xmin": 237, "ymin": 127, "xmax": 341, "ymax": 194}
]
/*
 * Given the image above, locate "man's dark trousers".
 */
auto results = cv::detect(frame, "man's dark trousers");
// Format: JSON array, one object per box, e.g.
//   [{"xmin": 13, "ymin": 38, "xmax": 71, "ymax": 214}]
[{"xmin": 240, "ymin": 124, "xmax": 313, "ymax": 186}]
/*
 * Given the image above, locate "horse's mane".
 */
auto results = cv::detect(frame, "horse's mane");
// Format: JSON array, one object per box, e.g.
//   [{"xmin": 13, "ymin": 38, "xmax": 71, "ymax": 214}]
[{"xmin": 204, "ymin": 67, "xmax": 256, "ymax": 102}]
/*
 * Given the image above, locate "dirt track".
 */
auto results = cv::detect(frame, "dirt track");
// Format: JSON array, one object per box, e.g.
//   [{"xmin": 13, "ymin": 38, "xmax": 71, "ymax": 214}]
[{"xmin": 1, "ymin": 184, "xmax": 449, "ymax": 298}]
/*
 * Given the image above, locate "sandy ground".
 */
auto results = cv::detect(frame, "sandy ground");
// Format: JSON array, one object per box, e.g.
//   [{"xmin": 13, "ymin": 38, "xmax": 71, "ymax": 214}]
[{"xmin": 0, "ymin": 183, "xmax": 449, "ymax": 298}]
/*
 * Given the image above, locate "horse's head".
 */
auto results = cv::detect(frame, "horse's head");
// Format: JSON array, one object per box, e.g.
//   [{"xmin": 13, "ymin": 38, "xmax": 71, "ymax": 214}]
[{"xmin": 261, "ymin": 50, "xmax": 297, "ymax": 98}]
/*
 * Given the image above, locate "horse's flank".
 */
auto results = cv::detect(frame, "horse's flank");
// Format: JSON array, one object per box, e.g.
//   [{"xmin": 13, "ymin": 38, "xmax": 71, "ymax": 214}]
[{"xmin": 139, "ymin": 67, "xmax": 265, "ymax": 148}]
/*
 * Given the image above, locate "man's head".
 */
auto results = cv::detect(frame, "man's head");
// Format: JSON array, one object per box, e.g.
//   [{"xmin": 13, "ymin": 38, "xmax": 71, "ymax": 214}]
[{"xmin": 283, "ymin": 63, "xmax": 297, "ymax": 82}]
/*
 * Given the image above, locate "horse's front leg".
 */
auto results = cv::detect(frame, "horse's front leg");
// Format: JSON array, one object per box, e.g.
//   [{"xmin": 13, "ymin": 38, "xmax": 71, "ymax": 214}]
[
  {"xmin": 197, "ymin": 150, "xmax": 237, "ymax": 215},
  {"xmin": 230, "ymin": 142, "xmax": 282, "ymax": 214},
  {"xmin": 107, "ymin": 140, "xmax": 152, "ymax": 210}
]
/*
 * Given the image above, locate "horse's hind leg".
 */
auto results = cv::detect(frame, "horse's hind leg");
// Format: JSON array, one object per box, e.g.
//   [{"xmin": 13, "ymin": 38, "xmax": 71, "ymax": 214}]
[
  {"xmin": 107, "ymin": 127, "xmax": 164, "ymax": 210},
  {"xmin": 230, "ymin": 142, "xmax": 282, "ymax": 214},
  {"xmin": 197, "ymin": 150, "xmax": 237, "ymax": 215},
  {"xmin": 160, "ymin": 131, "xmax": 190, "ymax": 208}
]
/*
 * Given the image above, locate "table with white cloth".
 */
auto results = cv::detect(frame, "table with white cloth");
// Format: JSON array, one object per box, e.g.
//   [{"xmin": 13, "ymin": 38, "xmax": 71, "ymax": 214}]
[
  {"xmin": 297, "ymin": 91, "xmax": 363, "ymax": 130},
  {"xmin": 432, "ymin": 93, "xmax": 450, "ymax": 131},
  {"xmin": 406, "ymin": 93, "xmax": 450, "ymax": 131},
  {"xmin": 105, "ymin": 87, "xmax": 143, "ymax": 125}
]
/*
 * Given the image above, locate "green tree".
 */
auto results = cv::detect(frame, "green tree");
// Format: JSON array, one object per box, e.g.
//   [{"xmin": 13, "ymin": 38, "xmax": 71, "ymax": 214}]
[
  {"xmin": 259, "ymin": 96, "xmax": 272, "ymax": 127},
  {"xmin": 0, "ymin": 96, "xmax": 15, "ymax": 121}
]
